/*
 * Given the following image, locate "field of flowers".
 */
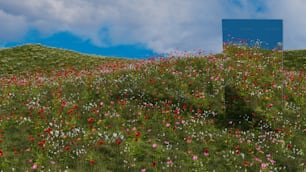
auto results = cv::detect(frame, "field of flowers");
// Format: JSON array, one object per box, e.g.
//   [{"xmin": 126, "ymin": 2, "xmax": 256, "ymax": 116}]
[{"xmin": 0, "ymin": 45, "xmax": 305, "ymax": 171}]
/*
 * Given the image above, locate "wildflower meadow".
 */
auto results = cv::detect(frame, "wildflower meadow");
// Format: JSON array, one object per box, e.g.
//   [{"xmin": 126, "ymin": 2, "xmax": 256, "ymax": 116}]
[{"xmin": 0, "ymin": 44, "xmax": 305, "ymax": 171}]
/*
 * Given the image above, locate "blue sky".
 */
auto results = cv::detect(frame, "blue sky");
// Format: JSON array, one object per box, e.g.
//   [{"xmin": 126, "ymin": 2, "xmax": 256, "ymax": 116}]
[{"xmin": 1, "ymin": 0, "xmax": 306, "ymax": 58}]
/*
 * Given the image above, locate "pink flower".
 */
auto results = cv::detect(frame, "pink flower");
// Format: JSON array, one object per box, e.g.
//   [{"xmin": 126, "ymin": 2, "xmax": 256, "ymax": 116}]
[
  {"xmin": 192, "ymin": 155, "xmax": 198, "ymax": 161},
  {"xmin": 204, "ymin": 149, "xmax": 209, "ymax": 156},
  {"xmin": 269, "ymin": 159, "xmax": 276, "ymax": 164},
  {"xmin": 31, "ymin": 164, "xmax": 38, "ymax": 170},
  {"xmin": 261, "ymin": 163, "xmax": 267, "ymax": 169},
  {"xmin": 152, "ymin": 143, "xmax": 157, "ymax": 149},
  {"xmin": 140, "ymin": 168, "xmax": 146, "ymax": 172},
  {"xmin": 253, "ymin": 157, "xmax": 262, "ymax": 162},
  {"xmin": 167, "ymin": 159, "xmax": 173, "ymax": 165},
  {"xmin": 185, "ymin": 137, "xmax": 192, "ymax": 143}
]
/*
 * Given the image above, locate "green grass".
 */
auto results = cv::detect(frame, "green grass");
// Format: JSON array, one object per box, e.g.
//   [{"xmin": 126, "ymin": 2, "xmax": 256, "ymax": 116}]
[
  {"xmin": 0, "ymin": 44, "xmax": 305, "ymax": 171},
  {"xmin": 0, "ymin": 44, "xmax": 136, "ymax": 76},
  {"xmin": 284, "ymin": 49, "xmax": 306, "ymax": 70}
]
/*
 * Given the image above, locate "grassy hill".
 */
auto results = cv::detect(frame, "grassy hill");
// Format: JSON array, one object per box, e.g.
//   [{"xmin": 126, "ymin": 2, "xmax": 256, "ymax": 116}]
[
  {"xmin": 0, "ymin": 44, "xmax": 136, "ymax": 76},
  {"xmin": 1, "ymin": 44, "xmax": 305, "ymax": 76},
  {"xmin": 0, "ymin": 45, "xmax": 305, "ymax": 171}
]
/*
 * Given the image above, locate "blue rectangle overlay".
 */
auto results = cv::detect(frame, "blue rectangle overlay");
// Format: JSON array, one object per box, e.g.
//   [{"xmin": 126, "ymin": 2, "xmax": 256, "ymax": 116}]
[{"xmin": 222, "ymin": 19, "xmax": 283, "ymax": 50}]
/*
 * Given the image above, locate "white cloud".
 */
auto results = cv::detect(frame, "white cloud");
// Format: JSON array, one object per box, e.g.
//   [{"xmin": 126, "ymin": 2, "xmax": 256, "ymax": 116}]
[
  {"xmin": 0, "ymin": 0, "xmax": 306, "ymax": 53},
  {"xmin": 0, "ymin": 9, "xmax": 27, "ymax": 41},
  {"xmin": 264, "ymin": 0, "xmax": 306, "ymax": 50}
]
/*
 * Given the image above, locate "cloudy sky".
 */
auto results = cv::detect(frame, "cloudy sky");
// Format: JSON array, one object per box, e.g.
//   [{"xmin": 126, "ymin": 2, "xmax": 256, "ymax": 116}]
[{"xmin": 1, "ymin": 0, "xmax": 306, "ymax": 58}]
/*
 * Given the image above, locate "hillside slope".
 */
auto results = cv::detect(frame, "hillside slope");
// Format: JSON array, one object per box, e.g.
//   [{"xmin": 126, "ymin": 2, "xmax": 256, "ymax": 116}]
[
  {"xmin": 0, "ymin": 45, "xmax": 304, "ymax": 171},
  {"xmin": 1, "ymin": 44, "xmax": 305, "ymax": 76},
  {"xmin": 0, "ymin": 44, "xmax": 135, "ymax": 76}
]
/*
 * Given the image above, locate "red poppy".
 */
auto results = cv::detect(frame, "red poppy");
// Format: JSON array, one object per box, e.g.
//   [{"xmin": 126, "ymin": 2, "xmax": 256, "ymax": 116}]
[
  {"xmin": 243, "ymin": 160, "xmax": 250, "ymax": 166},
  {"xmin": 67, "ymin": 109, "xmax": 74, "ymax": 114},
  {"xmin": 44, "ymin": 127, "xmax": 52, "ymax": 133},
  {"xmin": 167, "ymin": 100, "xmax": 172, "ymax": 105},
  {"xmin": 88, "ymin": 117, "xmax": 95, "ymax": 123},
  {"xmin": 268, "ymin": 104, "xmax": 273, "ymax": 108},
  {"xmin": 204, "ymin": 149, "xmax": 209, "ymax": 156},
  {"xmin": 287, "ymin": 144, "xmax": 292, "ymax": 149},
  {"xmin": 38, "ymin": 139, "xmax": 46, "ymax": 147},
  {"xmin": 28, "ymin": 135, "xmax": 35, "ymax": 142},
  {"xmin": 135, "ymin": 131, "xmax": 141, "ymax": 137},
  {"xmin": 38, "ymin": 108, "xmax": 44, "ymax": 114},
  {"xmin": 90, "ymin": 159, "xmax": 95, "ymax": 166},
  {"xmin": 152, "ymin": 161, "xmax": 157, "ymax": 166},
  {"xmin": 65, "ymin": 146, "xmax": 71, "ymax": 151},
  {"xmin": 0, "ymin": 150, "xmax": 3, "ymax": 156},
  {"xmin": 235, "ymin": 150, "xmax": 240, "ymax": 155},
  {"xmin": 97, "ymin": 140, "xmax": 104, "ymax": 145},
  {"xmin": 116, "ymin": 139, "xmax": 122, "ymax": 145}
]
